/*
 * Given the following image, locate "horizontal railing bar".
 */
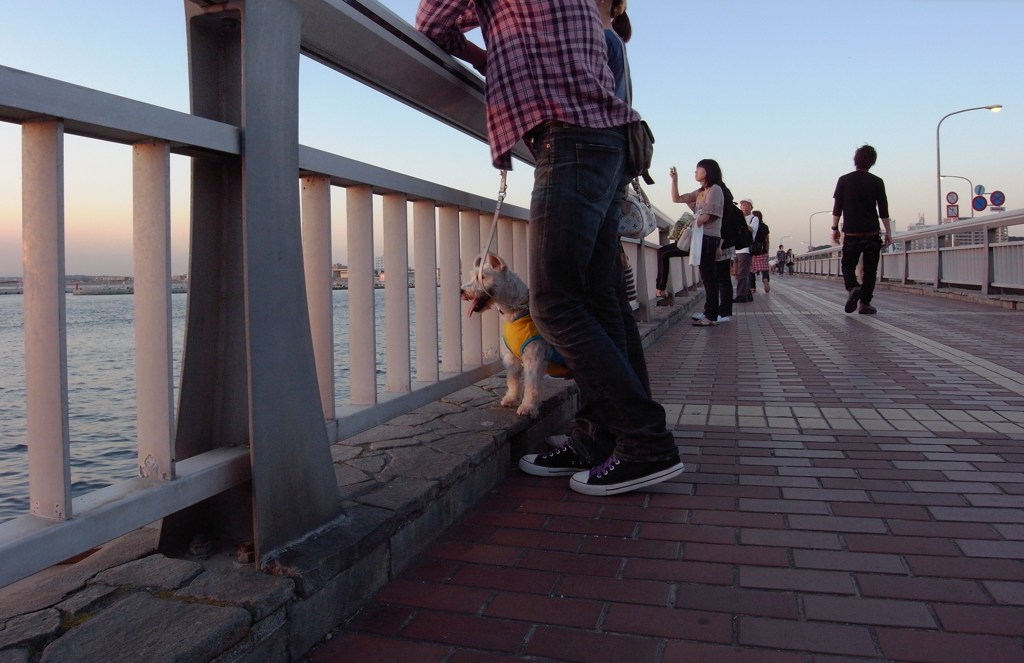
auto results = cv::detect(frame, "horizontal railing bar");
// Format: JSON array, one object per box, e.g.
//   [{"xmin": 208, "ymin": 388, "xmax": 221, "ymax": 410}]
[
  {"xmin": 294, "ymin": 0, "xmax": 532, "ymax": 165},
  {"xmin": 0, "ymin": 446, "xmax": 250, "ymax": 588},
  {"xmin": 298, "ymin": 145, "xmax": 529, "ymax": 218},
  {"xmin": 803, "ymin": 209, "xmax": 1024, "ymax": 257},
  {"xmin": 0, "ymin": 65, "xmax": 240, "ymax": 156}
]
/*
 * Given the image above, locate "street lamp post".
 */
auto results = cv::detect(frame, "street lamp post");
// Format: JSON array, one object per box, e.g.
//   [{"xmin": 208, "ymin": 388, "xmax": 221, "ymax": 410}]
[
  {"xmin": 808, "ymin": 210, "xmax": 831, "ymax": 250},
  {"xmin": 935, "ymin": 105, "xmax": 1001, "ymax": 226},
  {"xmin": 940, "ymin": 174, "xmax": 975, "ymax": 218}
]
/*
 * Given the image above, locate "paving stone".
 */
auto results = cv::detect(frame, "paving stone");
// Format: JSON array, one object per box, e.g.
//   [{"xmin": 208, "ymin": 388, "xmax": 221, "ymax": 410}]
[
  {"xmin": 91, "ymin": 554, "xmax": 203, "ymax": 591},
  {"xmin": 0, "ymin": 609, "xmax": 61, "ymax": 650},
  {"xmin": 39, "ymin": 593, "xmax": 250, "ymax": 663},
  {"xmin": 175, "ymin": 567, "xmax": 294, "ymax": 621}
]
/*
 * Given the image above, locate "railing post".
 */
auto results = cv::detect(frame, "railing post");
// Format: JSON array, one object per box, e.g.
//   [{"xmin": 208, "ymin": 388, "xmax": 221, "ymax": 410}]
[
  {"xmin": 512, "ymin": 218, "xmax": 529, "ymax": 287},
  {"xmin": 383, "ymin": 193, "xmax": 411, "ymax": 392},
  {"xmin": 413, "ymin": 201, "xmax": 439, "ymax": 383},
  {"xmin": 460, "ymin": 209, "xmax": 483, "ymax": 366},
  {"xmin": 982, "ymin": 224, "xmax": 993, "ymax": 295},
  {"xmin": 22, "ymin": 119, "xmax": 72, "ymax": 521},
  {"xmin": 347, "ymin": 185, "xmax": 376, "ymax": 404},
  {"xmin": 133, "ymin": 141, "xmax": 175, "ymax": 481},
  {"xmin": 301, "ymin": 175, "xmax": 335, "ymax": 419},
  {"xmin": 167, "ymin": 0, "xmax": 342, "ymax": 564},
  {"xmin": 438, "ymin": 205, "xmax": 462, "ymax": 374}
]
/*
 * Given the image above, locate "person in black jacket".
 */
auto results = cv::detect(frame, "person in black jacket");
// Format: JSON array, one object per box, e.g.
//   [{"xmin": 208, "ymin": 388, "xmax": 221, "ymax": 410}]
[
  {"xmin": 747, "ymin": 211, "xmax": 771, "ymax": 295},
  {"xmin": 831, "ymin": 144, "xmax": 892, "ymax": 314}
]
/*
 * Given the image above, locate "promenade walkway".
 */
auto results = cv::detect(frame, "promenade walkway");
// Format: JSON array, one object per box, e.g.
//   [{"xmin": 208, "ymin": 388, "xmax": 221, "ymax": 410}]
[{"xmin": 310, "ymin": 277, "xmax": 1024, "ymax": 663}]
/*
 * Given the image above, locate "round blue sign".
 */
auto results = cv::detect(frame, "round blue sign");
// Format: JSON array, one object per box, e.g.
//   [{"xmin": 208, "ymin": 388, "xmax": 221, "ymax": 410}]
[
  {"xmin": 975, "ymin": 185, "xmax": 986, "ymax": 195},
  {"xmin": 972, "ymin": 195, "xmax": 988, "ymax": 212},
  {"xmin": 991, "ymin": 190, "xmax": 1006, "ymax": 206}
]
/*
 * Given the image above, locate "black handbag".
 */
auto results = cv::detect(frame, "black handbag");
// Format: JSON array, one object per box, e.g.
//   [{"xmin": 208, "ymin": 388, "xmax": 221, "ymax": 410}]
[{"xmin": 625, "ymin": 120, "xmax": 655, "ymax": 185}]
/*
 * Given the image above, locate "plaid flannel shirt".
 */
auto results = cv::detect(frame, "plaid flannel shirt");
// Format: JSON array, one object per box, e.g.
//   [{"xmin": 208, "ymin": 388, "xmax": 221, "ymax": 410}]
[{"xmin": 416, "ymin": 0, "xmax": 639, "ymax": 169}]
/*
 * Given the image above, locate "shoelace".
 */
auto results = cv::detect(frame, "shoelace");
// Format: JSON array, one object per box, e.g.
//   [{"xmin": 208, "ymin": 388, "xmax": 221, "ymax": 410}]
[{"xmin": 592, "ymin": 456, "xmax": 621, "ymax": 478}]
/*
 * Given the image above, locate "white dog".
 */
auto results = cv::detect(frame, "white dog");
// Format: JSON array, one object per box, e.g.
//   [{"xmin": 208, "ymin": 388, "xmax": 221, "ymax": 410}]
[{"xmin": 461, "ymin": 253, "xmax": 570, "ymax": 417}]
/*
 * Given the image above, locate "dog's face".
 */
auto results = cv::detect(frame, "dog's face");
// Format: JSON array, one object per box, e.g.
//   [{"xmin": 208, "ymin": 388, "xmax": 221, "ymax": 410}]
[
  {"xmin": 460, "ymin": 253, "xmax": 505, "ymax": 316},
  {"xmin": 461, "ymin": 252, "xmax": 530, "ymax": 318}
]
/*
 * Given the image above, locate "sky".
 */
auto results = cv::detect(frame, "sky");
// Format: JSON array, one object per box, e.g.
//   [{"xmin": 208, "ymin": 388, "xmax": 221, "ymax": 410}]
[{"xmin": 1, "ymin": 0, "xmax": 1022, "ymax": 276}]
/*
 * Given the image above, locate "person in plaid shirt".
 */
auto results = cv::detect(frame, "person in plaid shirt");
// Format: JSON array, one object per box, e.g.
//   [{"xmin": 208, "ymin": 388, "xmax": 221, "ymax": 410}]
[{"xmin": 417, "ymin": 0, "xmax": 683, "ymax": 496}]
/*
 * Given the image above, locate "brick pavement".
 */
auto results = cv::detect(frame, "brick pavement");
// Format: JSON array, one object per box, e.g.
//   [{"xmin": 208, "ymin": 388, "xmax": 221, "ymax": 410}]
[{"xmin": 309, "ymin": 278, "xmax": 1024, "ymax": 663}]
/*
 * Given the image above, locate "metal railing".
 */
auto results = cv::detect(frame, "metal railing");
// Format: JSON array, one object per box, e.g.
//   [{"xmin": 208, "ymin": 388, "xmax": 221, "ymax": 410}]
[
  {"xmin": 795, "ymin": 209, "xmax": 1024, "ymax": 295},
  {"xmin": 0, "ymin": 0, "xmax": 675, "ymax": 587}
]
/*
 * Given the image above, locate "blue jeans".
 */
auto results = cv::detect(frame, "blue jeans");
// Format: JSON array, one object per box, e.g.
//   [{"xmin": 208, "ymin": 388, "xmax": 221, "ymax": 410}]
[{"xmin": 528, "ymin": 123, "xmax": 677, "ymax": 465}]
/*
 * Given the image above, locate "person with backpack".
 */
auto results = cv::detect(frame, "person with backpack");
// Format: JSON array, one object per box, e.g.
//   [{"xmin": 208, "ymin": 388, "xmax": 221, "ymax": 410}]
[
  {"xmin": 670, "ymin": 159, "xmax": 729, "ymax": 326},
  {"xmin": 713, "ymin": 186, "xmax": 750, "ymax": 322},
  {"xmin": 748, "ymin": 210, "xmax": 771, "ymax": 293},
  {"xmin": 733, "ymin": 198, "xmax": 755, "ymax": 303}
]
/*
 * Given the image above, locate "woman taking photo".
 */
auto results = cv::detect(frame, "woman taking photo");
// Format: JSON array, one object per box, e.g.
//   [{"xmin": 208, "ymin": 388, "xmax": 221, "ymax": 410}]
[{"xmin": 670, "ymin": 159, "xmax": 726, "ymax": 326}]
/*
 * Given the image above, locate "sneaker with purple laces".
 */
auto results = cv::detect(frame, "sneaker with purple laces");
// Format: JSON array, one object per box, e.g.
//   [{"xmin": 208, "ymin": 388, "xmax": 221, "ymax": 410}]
[
  {"xmin": 519, "ymin": 445, "xmax": 592, "ymax": 476},
  {"xmin": 569, "ymin": 455, "xmax": 684, "ymax": 496}
]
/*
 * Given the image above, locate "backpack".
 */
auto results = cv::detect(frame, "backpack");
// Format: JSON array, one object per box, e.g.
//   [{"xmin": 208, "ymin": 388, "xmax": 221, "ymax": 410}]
[{"xmin": 719, "ymin": 187, "xmax": 751, "ymax": 251}]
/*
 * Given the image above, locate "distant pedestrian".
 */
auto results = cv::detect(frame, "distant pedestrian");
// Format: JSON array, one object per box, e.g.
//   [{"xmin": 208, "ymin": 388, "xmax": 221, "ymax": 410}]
[
  {"xmin": 786, "ymin": 249, "xmax": 795, "ymax": 275},
  {"xmin": 670, "ymin": 159, "xmax": 730, "ymax": 326},
  {"xmin": 775, "ymin": 245, "xmax": 786, "ymax": 276},
  {"xmin": 748, "ymin": 210, "xmax": 771, "ymax": 295},
  {"xmin": 831, "ymin": 144, "xmax": 892, "ymax": 314},
  {"xmin": 733, "ymin": 198, "xmax": 754, "ymax": 303}
]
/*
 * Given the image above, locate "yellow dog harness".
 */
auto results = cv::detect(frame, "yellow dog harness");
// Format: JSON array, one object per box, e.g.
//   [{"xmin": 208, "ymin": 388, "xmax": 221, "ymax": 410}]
[{"xmin": 501, "ymin": 311, "xmax": 571, "ymax": 378}]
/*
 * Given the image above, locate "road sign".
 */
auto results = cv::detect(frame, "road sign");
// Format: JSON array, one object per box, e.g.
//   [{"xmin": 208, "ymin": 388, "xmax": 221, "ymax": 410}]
[
  {"xmin": 975, "ymin": 184, "xmax": 986, "ymax": 195},
  {"xmin": 972, "ymin": 195, "xmax": 988, "ymax": 212},
  {"xmin": 946, "ymin": 191, "xmax": 959, "ymax": 204},
  {"xmin": 946, "ymin": 204, "xmax": 959, "ymax": 219},
  {"xmin": 991, "ymin": 190, "xmax": 1006, "ymax": 206}
]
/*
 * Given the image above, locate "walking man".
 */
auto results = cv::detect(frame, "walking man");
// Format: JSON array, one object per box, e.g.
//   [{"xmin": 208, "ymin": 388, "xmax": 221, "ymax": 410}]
[{"xmin": 831, "ymin": 144, "xmax": 892, "ymax": 314}]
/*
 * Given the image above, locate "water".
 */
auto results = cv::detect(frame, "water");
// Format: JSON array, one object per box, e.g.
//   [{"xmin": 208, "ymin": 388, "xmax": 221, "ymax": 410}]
[{"xmin": 0, "ymin": 289, "xmax": 409, "ymax": 523}]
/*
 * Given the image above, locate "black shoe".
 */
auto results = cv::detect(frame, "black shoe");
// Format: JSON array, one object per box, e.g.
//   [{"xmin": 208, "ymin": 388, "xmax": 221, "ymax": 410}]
[
  {"xmin": 569, "ymin": 455, "xmax": 685, "ymax": 496},
  {"xmin": 844, "ymin": 287, "xmax": 862, "ymax": 313},
  {"xmin": 733, "ymin": 295, "xmax": 752, "ymax": 303},
  {"xmin": 519, "ymin": 445, "xmax": 592, "ymax": 476},
  {"xmin": 858, "ymin": 302, "xmax": 877, "ymax": 314}
]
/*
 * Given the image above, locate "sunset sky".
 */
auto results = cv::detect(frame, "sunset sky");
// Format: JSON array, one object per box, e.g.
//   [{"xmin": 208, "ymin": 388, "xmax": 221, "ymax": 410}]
[{"xmin": 1, "ymin": 0, "xmax": 1022, "ymax": 276}]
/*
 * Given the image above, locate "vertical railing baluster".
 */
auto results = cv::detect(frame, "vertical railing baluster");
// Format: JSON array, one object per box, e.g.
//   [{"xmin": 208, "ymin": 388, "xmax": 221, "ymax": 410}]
[
  {"xmin": 460, "ymin": 209, "xmax": 482, "ymax": 366},
  {"xmin": 133, "ymin": 141, "xmax": 175, "ymax": 481},
  {"xmin": 383, "ymin": 193, "xmax": 410, "ymax": 393},
  {"xmin": 22, "ymin": 119, "xmax": 71, "ymax": 520},
  {"xmin": 480, "ymin": 214, "xmax": 499, "ymax": 361},
  {"xmin": 438, "ymin": 205, "xmax": 462, "ymax": 375},
  {"xmin": 347, "ymin": 185, "xmax": 376, "ymax": 404},
  {"xmin": 513, "ymin": 218, "xmax": 529, "ymax": 288},
  {"xmin": 301, "ymin": 175, "xmax": 335, "ymax": 419},
  {"xmin": 413, "ymin": 200, "xmax": 439, "ymax": 383}
]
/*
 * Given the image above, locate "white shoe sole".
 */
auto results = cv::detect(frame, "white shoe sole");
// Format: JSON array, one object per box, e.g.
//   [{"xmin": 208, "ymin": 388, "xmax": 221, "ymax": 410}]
[
  {"xmin": 518, "ymin": 454, "xmax": 582, "ymax": 477},
  {"xmin": 568, "ymin": 462, "xmax": 685, "ymax": 496}
]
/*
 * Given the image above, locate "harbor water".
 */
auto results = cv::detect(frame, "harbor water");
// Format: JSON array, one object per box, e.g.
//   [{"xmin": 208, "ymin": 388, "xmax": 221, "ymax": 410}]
[{"xmin": 0, "ymin": 289, "xmax": 413, "ymax": 523}]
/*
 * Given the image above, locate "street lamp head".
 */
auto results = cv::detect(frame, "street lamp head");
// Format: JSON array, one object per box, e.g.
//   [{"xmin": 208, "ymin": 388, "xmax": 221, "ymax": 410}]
[{"xmin": 987, "ymin": 105, "xmax": 1003, "ymax": 112}]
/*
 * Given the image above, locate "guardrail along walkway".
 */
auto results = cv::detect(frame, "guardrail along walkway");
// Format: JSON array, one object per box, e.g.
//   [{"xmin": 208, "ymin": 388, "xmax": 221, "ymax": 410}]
[{"xmin": 313, "ymin": 277, "xmax": 1024, "ymax": 663}]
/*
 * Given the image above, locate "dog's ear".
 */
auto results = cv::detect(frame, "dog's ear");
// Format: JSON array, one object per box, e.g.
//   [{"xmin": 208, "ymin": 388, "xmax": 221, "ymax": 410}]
[{"xmin": 485, "ymin": 253, "xmax": 505, "ymax": 271}]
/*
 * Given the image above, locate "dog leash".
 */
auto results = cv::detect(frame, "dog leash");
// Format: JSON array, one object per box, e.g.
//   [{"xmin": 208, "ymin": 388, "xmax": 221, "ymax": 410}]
[{"xmin": 477, "ymin": 169, "xmax": 508, "ymax": 283}]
